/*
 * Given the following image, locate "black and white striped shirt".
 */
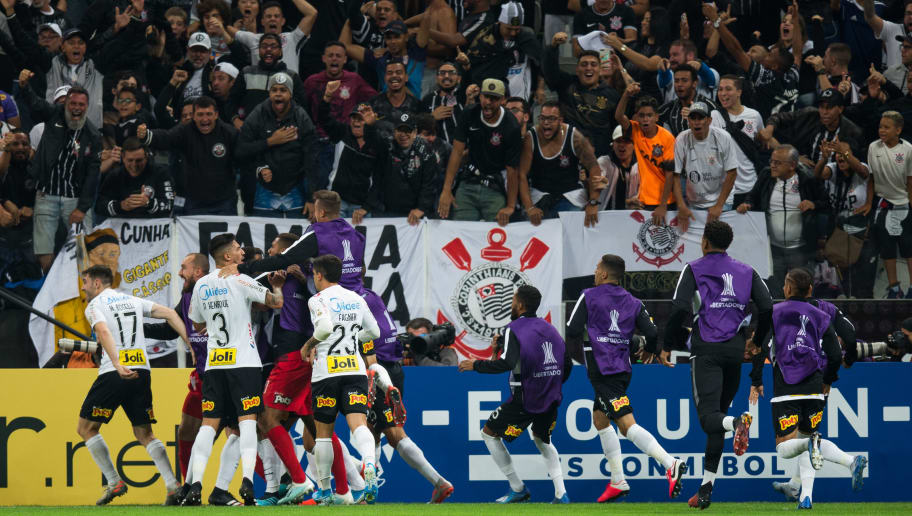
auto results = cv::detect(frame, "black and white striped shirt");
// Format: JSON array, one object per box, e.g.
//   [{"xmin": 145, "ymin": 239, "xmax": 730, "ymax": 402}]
[{"xmin": 42, "ymin": 127, "xmax": 83, "ymax": 198}]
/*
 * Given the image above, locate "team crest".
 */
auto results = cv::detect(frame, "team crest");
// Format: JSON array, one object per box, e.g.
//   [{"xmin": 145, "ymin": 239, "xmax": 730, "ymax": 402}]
[
  {"xmin": 707, "ymin": 155, "xmax": 716, "ymax": 166},
  {"xmin": 559, "ymin": 155, "xmax": 570, "ymax": 167},
  {"xmin": 610, "ymin": 15, "xmax": 622, "ymax": 31},
  {"xmin": 340, "ymin": 86, "xmax": 351, "ymax": 99},
  {"xmin": 490, "ymin": 132, "xmax": 502, "ymax": 146},
  {"xmin": 212, "ymin": 143, "xmax": 226, "ymax": 157},
  {"xmin": 651, "ymin": 143, "xmax": 664, "ymax": 158},
  {"xmin": 896, "ymin": 153, "xmax": 905, "ymax": 164},
  {"xmin": 688, "ymin": 170, "xmax": 702, "ymax": 184},
  {"xmin": 630, "ymin": 211, "xmax": 685, "ymax": 268}
]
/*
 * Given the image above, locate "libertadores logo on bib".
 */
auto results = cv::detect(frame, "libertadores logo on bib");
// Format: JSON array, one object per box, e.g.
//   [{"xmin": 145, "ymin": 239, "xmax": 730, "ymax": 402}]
[{"xmin": 630, "ymin": 211, "xmax": 685, "ymax": 268}]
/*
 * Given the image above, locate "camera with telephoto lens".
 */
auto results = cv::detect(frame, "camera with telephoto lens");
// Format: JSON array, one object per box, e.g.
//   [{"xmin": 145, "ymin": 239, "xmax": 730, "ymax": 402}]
[
  {"xmin": 58, "ymin": 338, "xmax": 100, "ymax": 355},
  {"xmin": 856, "ymin": 330, "xmax": 912, "ymax": 360},
  {"xmin": 400, "ymin": 322, "xmax": 455, "ymax": 360}
]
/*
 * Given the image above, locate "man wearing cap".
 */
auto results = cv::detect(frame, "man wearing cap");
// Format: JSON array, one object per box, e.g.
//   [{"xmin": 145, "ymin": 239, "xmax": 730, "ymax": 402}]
[
  {"xmin": 3, "ymin": 8, "xmax": 60, "ymax": 100},
  {"xmin": 37, "ymin": 27, "xmax": 104, "ymax": 127},
  {"xmin": 465, "ymin": 2, "xmax": 544, "ymax": 102},
  {"xmin": 229, "ymin": 33, "xmax": 308, "ymax": 125},
  {"xmin": 228, "ymin": 0, "xmax": 317, "ymax": 74},
  {"xmin": 29, "ymin": 85, "xmax": 69, "ymax": 150},
  {"xmin": 672, "ymin": 101, "xmax": 738, "ymax": 233},
  {"xmin": 760, "ymin": 88, "xmax": 864, "ymax": 169},
  {"xmin": 884, "ymin": 33, "xmax": 912, "ymax": 94},
  {"xmin": 863, "ymin": 0, "xmax": 912, "ymax": 71},
  {"xmin": 595, "ymin": 125, "xmax": 639, "ymax": 210},
  {"xmin": 168, "ymin": 32, "xmax": 217, "ymax": 104},
  {"xmin": 346, "ymin": 0, "xmax": 398, "ymax": 89},
  {"xmin": 236, "ymin": 72, "xmax": 318, "ymax": 218},
  {"xmin": 374, "ymin": 112, "xmax": 439, "ymax": 224},
  {"xmin": 420, "ymin": 61, "xmax": 465, "ymax": 145},
  {"xmin": 368, "ymin": 60, "xmax": 424, "ymax": 142},
  {"xmin": 438, "ymin": 77, "xmax": 522, "ymax": 225},
  {"xmin": 343, "ymin": 17, "xmax": 430, "ymax": 97},
  {"xmin": 210, "ymin": 62, "xmax": 239, "ymax": 121}
]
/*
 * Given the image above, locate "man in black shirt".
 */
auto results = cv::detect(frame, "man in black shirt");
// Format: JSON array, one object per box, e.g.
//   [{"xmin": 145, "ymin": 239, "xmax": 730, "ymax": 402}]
[
  {"xmin": 95, "ymin": 138, "xmax": 173, "ymax": 222},
  {"xmin": 438, "ymin": 78, "xmax": 522, "ymax": 225},
  {"xmin": 421, "ymin": 62, "xmax": 465, "ymax": 144},
  {"xmin": 369, "ymin": 60, "xmax": 423, "ymax": 142},
  {"xmin": 659, "ymin": 65, "xmax": 719, "ymax": 137},
  {"xmin": 0, "ymin": 130, "xmax": 36, "ymax": 248},
  {"xmin": 571, "ymin": 0, "xmax": 637, "ymax": 56},
  {"xmin": 376, "ymin": 113, "xmax": 438, "ymax": 224}
]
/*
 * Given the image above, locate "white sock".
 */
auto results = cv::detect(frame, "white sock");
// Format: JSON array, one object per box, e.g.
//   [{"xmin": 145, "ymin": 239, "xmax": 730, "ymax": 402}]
[
  {"xmin": 597, "ymin": 426, "xmax": 624, "ymax": 484},
  {"xmin": 375, "ymin": 442, "xmax": 382, "ymax": 469},
  {"xmin": 368, "ymin": 363, "xmax": 393, "ymax": 391},
  {"xmin": 314, "ymin": 438, "xmax": 334, "ymax": 491},
  {"xmin": 340, "ymin": 442, "xmax": 366, "ymax": 491},
  {"xmin": 722, "ymin": 416, "xmax": 735, "ymax": 432},
  {"xmin": 215, "ymin": 434, "xmax": 240, "ymax": 491},
  {"xmin": 191, "ymin": 425, "xmax": 217, "ymax": 485},
  {"xmin": 776, "ymin": 438, "xmax": 809, "ymax": 459},
  {"xmin": 352, "ymin": 426, "xmax": 376, "ymax": 465},
  {"xmin": 820, "ymin": 439, "xmax": 854, "ymax": 468},
  {"xmin": 626, "ymin": 424, "xmax": 675, "ymax": 469},
  {"xmin": 798, "ymin": 451, "xmax": 815, "ymax": 503},
  {"xmin": 481, "ymin": 431, "xmax": 524, "ymax": 492},
  {"xmin": 238, "ymin": 420, "xmax": 257, "ymax": 482},
  {"xmin": 258, "ymin": 439, "xmax": 280, "ymax": 492},
  {"xmin": 702, "ymin": 470, "xmax": 716, "ymax": 486},
  {"xmin": 305, "ymin": 451, "xmax": 316, "ymax": 481},
  {"xmin": 85, "ymin": 434, "xmax": 121, "ymax": 486},
  {"xmin": 533, "ymin": 436, "xmax": 566, "ymax": 499},
  {"xmin": 396, "ymin": 437, "xmax": 442, "ymax": 486},
  {"xmin": 145, "ymin": 439, "xmax": 179, "ymax": 490},
  {"xmin": 185, "ymin": 444, "xmax": 197, "ymax": 484}
]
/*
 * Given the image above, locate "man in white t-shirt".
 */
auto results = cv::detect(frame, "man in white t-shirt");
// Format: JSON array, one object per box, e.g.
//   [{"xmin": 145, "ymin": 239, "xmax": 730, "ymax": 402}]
[
  {"xmin": 673, "ymin": 101, "xmax": 738, "ymax": 232},
  {"xmin": 77, "ymin": 265, "xmax": 189, "ymax": 506},
  {"xmin": 302, "ymin": 254, "xmax": 381, "ymax": 504},
  {"xmin": 227, "ymin": 0, "xmax": 317, "ymax": 73},
  {"xmin": 862, "ymin": 0, "xmax": 912, "ymax": 69},
  {"xmin": 184, "ymin": 233, "xmax": 285, "ymax": 505},
  {"xmin": 710, "ymin": 75, "xmax": 763, "ymax": 207}
]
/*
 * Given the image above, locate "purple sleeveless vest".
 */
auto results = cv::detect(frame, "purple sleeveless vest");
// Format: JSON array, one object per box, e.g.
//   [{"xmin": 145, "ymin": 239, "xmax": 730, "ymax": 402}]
[
  {"xmin": 507, "ymin": 317, "xmax": 565, "ymax": 413},
  {"xmin": 279, "ymin": 275, "xmax": 313, "ymax": 335},
  {"xmin": 688, "ymin": 253, "xmax": 754, "ymax": 343},
  {"xmin": 362, "ymin": 288, "xmax": 401, "ymax": 362},
  {"xmin": 772, "ymin": 300, "xmax": 830, "ymax": 384},
  {"xmin": 814, "ymin": 299, "xmax": 837, "ymax": 320},
  {"xmin": 310, "ymin": 218, "xmax": 366, "ymax": 292},
  {"xmin": 583, "ymin": 283, "xmax": 639, "ymax": 375},
  {"xmin": 180, "ymin": 292, "xmax": 209, "ymax": 375}
]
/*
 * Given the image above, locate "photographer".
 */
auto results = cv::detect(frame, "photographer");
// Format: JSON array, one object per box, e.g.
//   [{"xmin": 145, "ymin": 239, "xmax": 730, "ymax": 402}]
[
  {"xmin": 405, "ymin": 318, "xmax": 457, "ymax": 366},
  {"xmin": 857, "ymin": 318, "xmax": 912, "ymax": 362}
]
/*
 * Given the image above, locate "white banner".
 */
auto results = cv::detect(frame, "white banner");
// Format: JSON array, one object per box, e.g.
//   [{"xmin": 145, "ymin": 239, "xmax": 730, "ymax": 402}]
[
  {"xmin": 426, "ymin": 219, "xmax": 563, "ymax": 360},
  {"xmin": 174, "ymin": 216, "xmax": 426, "ymax": 329},
  {"xmin": 560, "ymin": 210, "xmax": 771, "ymax": 278},
  {"xmin": 30, "ymin": 218, "xmax": 174, "ymax": 366}
]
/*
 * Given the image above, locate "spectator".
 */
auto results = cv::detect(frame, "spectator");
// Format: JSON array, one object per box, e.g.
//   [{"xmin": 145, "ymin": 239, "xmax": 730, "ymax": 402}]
[
  {"xmin": 659, "ymin": 64, "xmax": 719, "ymax": 137},
  {"xmin": 518, "ymin": 101, "xmax": 601, "ymax": 225},
  {"xmin": 375, "ymin": 112, "xmax": 438, "ymax": 224},
  {"xmin": 415, "ymin": 112, "xmax": 451, "ymax": 188},
  {"xmin": 347, "ymin": 0, "xmax": 398, "ymax": 89},
  {"xmin": 710, "ymin": 75, "xmax": 764, "ymax": 207},
  {"xmin": 672, "ymin": 101, "xmax": 738, "ymax": 233},
  {"xmin": 595, "ymin": 125, "xmax": 639, "ymax": 210},
  {"xmin": 544, "ymin": 32, "xmax": 621, "ymax": 156},
  {"xmin": 236, "ymin": 72, "xmax": 318, "ymax": 218},
  {"xmin": 10, "ymin": 0, "xmax": 67, "ymax": 33},
  {"xmin": 44, "ymin": 28, "xmax": 104, "ymax": 127},
  {"xmin": 406, "ymin": 317, "xmax": 457, "ymax": 366},
  {"xmin": 94, "ymin": 138, "xmax": 174, "ymax": 221},
  {"xmin": 464, "ymin": 2, "xmax": 543, "ymax": 102},
  {"xmin": 421, "ymin": 61, "xmax": 465, "ymax": 145},
  {"xmin": 571, "ymin": 0, "xmax": 636, "ymax": 56},
  {"xmin": 414, "ymin": 0, "xmax": 457, "ymax": 96},
  {"xmin": 345, "ymin": 18, "xmax": 430, "ymax": 97},
  {"xmin": 760, "ymin": 89, "xmax": 864, "ymax": 170},
  {"xmin": 19, "ymin": 77, "xmax": 101, "ymax": 273},
  {"xmin": 29, "ymin": 86, "xmax": 69, "ymax": 150},
  {"xmin": 209, "ymin": 62, "xmax": 239, "ymax": 122},
  {"xmin": 2, "ymin": 11, "xmax": 61, "ymax": 102},
  {"xmin": 438, "ymin": 78, "xmax": 521, "ymax": 225},
  {"xmin": 229, "ymin": 33, "xmax": 308, "ymax": 124},
  {"xmin": 196, "ymin": 0, "xmax": 251, "ymax": 66},
  {"xmin": 736, "ymin": 145, "xmax": 829, "ymax": 298},
  {"xmin": 228, "ymin": 0, "xmax": 317, "ymax": 74},
  {"xmin": 0, "ymin": 91, "xmax": 21, "ymax": 134},
  {"xmin": 860, "ymin": 111, "xmax": 912, "ymax": 298},
  {"xmin": 807, "ymin": 43, "xmax": 861, "ymax": 104},
  {"xmin": 834, "ymin": 0, "xmax": 888, "ymax": 80},
  {"xmin": 0, "ymin": 130, "xmax": 36, "ymax": 241},
  {"xmin": 137, "ymin": 96, "xmax": 239, "ymax": 216},
  {"xmin": 505, "ymin": 96, "xmax": 530, "ymax": 134},
  {"xmin": 104, "ymin": 86, "xmax": 153, "ymax": 147},
  {"xmin": 369, "ymin": 60, "xmax": 424, "ymax": 141},
  {"xmin": 614, "ymin": 84, "xmax": 676, "ymax": 223},
  {"xmin": 165, "ymin": 6, "xmax": 189, "ymax": 43},
  {"xmin": 426, "ymin": 0, "xmax": 496, "ymax": 50},
  {"xmin": 296, "ymin": 0, "xmax": 350, "ymax": 80},
  {"xmin": 863, "ymin": 0, "xmax": 912, "ymax": 72},
  {"xmin": 170, "ymin": 33, "xmax": 217, "ymax": 103},
  {"xmin": 655, "ymin": 39, "xmax": 719, "ymax": 105},
  {"xmin": 884, "ymin": 33, "xmax": 912, "ymax": 95}
]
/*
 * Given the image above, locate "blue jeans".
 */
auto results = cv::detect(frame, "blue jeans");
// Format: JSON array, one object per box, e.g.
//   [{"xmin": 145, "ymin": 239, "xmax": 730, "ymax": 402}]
[
  {"xmin": 340, "ymin": 199, "xmax": 371, "ymax": 219},
  {"xmin": 254, "ymin": 184, "xmax": 304, "ymax": 213}
]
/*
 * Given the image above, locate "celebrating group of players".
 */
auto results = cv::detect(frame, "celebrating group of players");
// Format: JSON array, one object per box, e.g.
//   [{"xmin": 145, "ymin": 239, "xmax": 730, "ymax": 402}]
[{"xmin": 73, "ymin": 190, "xmax": 868, "ymax": 509}]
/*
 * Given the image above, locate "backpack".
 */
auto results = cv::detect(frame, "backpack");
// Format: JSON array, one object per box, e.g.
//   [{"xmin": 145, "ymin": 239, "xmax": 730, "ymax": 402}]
[{"xmin": 716, "ymin": 107, "xmax": 764, "ymax": 174}]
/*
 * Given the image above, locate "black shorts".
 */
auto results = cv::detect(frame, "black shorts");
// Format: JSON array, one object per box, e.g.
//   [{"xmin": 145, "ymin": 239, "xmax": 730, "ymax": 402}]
[
  {"xmin": 201, "ymin": 367, "xmax": 264, "ymax": 420},
  {"xmin": 370, "ymin": 362, "xmax": 406, "ymax": 431},
  {"xmin": 590, "ymin": 372, "xmax": 633, "ymax": 420},
  {"xmin": 485, "ymin": 393, "xmax": 558, "ymax": 444},
  {"xmin": 874, "ymin": 203, "xmax": 912, "ymax": 259},
  {"xmin": 312, "ymin": 375, "xmax": 370, "ymax": 424},
  {"xmin": 79, "ymin": 369, "xmax": 156, "ymax": 426},
  {"xmin": 771, "ymin": 396, "xmax": 825, "ymax": 438}
]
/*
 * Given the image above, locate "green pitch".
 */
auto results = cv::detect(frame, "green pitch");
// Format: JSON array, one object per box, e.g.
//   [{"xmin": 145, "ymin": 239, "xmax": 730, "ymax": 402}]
[{"xmin": 2, "ymin": 504, "xmax": 911, "ymax": 515}]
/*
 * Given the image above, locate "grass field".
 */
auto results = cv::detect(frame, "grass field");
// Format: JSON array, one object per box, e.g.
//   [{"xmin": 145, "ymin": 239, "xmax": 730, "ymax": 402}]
[{"xmin": 2, "ymin": 504, "xmax": 911, "ymax": 515}]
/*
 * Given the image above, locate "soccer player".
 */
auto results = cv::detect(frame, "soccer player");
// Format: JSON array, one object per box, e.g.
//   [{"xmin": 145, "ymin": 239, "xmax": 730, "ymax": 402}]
[
  {"xmin": 566, "ymin": 254, "xmax": 687, "ymax": 502},
  {"xmin": 301, "ymin": 255, "xmax": 382, "ymax": 504},
  {"xmin": 184, "ymin": 233, "xmax": 285, "ymax": 506},
  {"xmin": 664, "ymin": 220, "xmax": 773, "ymax": 509},
  {"xmin": 361, "ymin": 287, "xmax": 454, "ymax": 503},
  {"xmin": 458, "ymin": 285, "xmax": 572, "ymax": 504},
  {"xmin": 77, "ymin": 265, "xmax": 188, "ymax": 505},
  {"xmin": 749, "ymin": 268, "xmax": 867, "ymax": 509}
]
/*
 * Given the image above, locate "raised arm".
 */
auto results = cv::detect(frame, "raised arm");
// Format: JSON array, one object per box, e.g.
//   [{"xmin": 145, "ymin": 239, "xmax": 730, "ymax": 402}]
[
  {"xmin": 862, "ymin": 0, "xmax": 884, "ymax": 36},
  {"xmin": 339, "ymin": 20, "xmax": 367, "ymax": 63},
  {"xmin": 615, "ymin": 82, "xmax": 639, "ymax": 131},
  {"xmin": 150, "ymin": 304, "xmax": 190, "ymax": 349},
  {"xmin": 293, "ymin": 0, "xmax": 318, "ymax": 34}
]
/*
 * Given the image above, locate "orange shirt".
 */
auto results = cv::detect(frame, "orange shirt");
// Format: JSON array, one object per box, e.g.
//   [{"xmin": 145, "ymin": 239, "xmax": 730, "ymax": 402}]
[{"xmin": 630, "ymin": 120, "xmax": 676, "ymax": 206}]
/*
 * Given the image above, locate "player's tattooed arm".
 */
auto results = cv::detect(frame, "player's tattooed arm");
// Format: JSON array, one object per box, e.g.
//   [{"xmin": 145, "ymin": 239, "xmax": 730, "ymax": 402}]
[
  {"xmin": 301, "ymin": 335, "xmax": 320, "ymax": 361},
  {"xmin": 573, "ymin": 129, "xmax": 599, "ymax": 177},
  {"xmin": 264, "ymin": 286, "xmax": 284, "ymax": 309}
]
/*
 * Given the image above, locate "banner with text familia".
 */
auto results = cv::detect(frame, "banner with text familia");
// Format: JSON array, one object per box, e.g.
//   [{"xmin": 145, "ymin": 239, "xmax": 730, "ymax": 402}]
[
  {"xmin": 174, "ymin": 216, "xmax": 425, "ymax": 330},
  {"xmin": 30, "ymin": 218, "xmax": 174, "ymax": 366},
  {"xmin": 560, "ymin": 210, "xmax": 772, "ymax": 278},
  {"xmin": 426, "ymin": 220, "xmax": 563, "ymax": 360}
]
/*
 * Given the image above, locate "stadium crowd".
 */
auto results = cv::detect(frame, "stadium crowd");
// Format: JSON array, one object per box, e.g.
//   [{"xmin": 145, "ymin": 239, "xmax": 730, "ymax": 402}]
[{"xmin": 2, "ymin": 0, "xmax": 912, "ymax": 299}]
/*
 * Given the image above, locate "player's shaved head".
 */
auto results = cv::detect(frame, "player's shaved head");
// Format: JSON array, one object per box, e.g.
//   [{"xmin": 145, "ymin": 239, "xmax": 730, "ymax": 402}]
[
  {"xmin": 275, "ymin": 232, "xmax": 299, "ymax": 251},
  {"xmin": 209, "ymin": 233, "xmax": 237, "ymax": 263},
  {"xmin": 189, "ymin": 253, "xmax": 209, "ymax": 274},
  {"xmin": 785, "ymin": 268, "xmax": 813, "ymax": 298},
  {"xmin": 599, "ymin": 254, "xmax": 625, "ymax": 282},
  {"xmin": 313, "ymin": 190, "xmax": 341, "ymax": 218}
]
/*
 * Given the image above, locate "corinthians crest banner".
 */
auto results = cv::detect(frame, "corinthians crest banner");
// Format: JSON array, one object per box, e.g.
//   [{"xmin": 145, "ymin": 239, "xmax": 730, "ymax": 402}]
[
  {"xmin": 426, "ymin": 220, "xmax": 563, "ymax": 360},
  {"xmin": 560, "ymin": 210, "xmax": 771, "ymax": 277}
]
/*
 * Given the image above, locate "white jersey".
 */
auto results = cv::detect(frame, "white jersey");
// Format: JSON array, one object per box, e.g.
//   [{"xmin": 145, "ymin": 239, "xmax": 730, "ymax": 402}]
[
  {"xmin": 308, "ymin": 284, "xmax": 380, "ymax": 383},
  {"xmin": 189, "ymin": 269, "xmax": 269, "ymax": 370},
  {"xmin": 84, "ymin": 288, "xmax": 156, "ymax": 376}
]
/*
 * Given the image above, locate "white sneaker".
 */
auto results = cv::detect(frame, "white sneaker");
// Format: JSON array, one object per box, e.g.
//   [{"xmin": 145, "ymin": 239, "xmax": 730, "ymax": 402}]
[{"xmin": 334, "ymin": 490, "xmax": 355, "ymax": 505}]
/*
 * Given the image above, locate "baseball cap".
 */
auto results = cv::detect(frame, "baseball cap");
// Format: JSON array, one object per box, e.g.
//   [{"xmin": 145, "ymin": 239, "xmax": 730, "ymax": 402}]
[
  {"xmin": 688, "ymin": 101, "xmax": 710, "ymax": 117},
  {"xmin": 39, "ymin": 23, "xmax": 62, "ymax": 37},
  {"xmin": 481, "ymin": 78, "xmax": 506, "ymax": 98},
  {"xmin": 53, "ymin": 85, "xmax": 71, "ymax": 102},
  {"xmin": 62, "ymin": 28, "xmax": 85, "ymax": 42},
  {"xmin": 818, "ymin": 88, "xmax": 845, "ymax": 107},
  {"xmin": 267, "ymin": 72, "xmax": 293, "ymax": 94},
  {"xmin": 498, "ymin": 1, "xmax": 525, "ymax": 26},
  {"xmin": 350, "ymin": 102, "xmax": 369, "ymax": 117},
  {"xmin": 896, "ymin": 33, "xmax": 912, "ymax": 44},
  {"xmin": 396, "ymin": 112, "xmax": 416, "ymax": 131},
  {"xmin": 612, "ymin": 125, "xmax": 629, "ymax": 141},
  {"xmin": 384, "ymin": 20, "xmax": 408, "ymax": 35},
  {"xmin": 188, "ymin": 32, "xmax": 211, "ymax": 50},
  {"xmin": 214, "ymin": 62, "xmax": 239, "ymax": 79}
]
